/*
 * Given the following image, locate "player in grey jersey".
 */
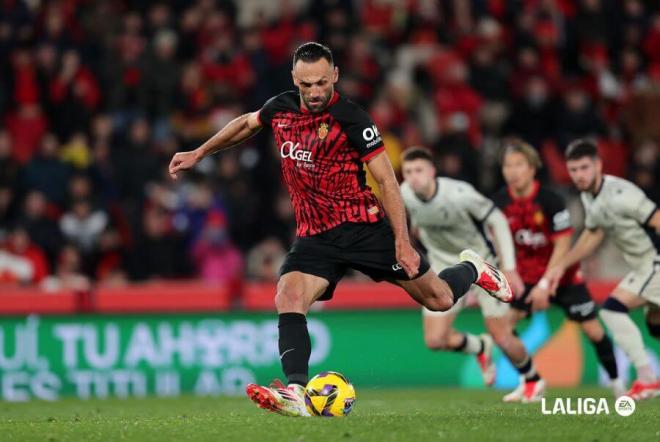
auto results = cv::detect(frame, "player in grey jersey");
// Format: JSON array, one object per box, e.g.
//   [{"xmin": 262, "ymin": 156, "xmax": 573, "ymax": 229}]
[
  {"xmin": 401, "ymin": 147, "xmax": 546, "ymax": 402},
  {"xmin": 546, "ymin": 139, "xmax": 660, "ymax": 400}
]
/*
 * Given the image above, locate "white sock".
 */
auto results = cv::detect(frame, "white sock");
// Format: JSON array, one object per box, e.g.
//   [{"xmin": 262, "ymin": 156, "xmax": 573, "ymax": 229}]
[
  {"xmin": 460, "ymin": 333, "xmax": 483, "ymax": 355},
  {"xmin": 600, "ymin": 309, "xmax": 655, "ymax": 382}
]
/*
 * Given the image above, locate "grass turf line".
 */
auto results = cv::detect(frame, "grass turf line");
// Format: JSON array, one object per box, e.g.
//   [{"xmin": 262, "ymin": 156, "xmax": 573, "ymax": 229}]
[{"xmin": 0, "ymin": 387, "xmax": 658, "ymax": 441}]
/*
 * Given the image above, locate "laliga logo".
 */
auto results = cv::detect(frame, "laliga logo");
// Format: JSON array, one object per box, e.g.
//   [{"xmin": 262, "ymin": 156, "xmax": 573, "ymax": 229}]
[
  {"xmin": 280, "ymin": 141, "xmax": 313, "ymax": 163},
  {"xmin": 540, "ymin": 396, "xmax": 635, "ymax": 416}
]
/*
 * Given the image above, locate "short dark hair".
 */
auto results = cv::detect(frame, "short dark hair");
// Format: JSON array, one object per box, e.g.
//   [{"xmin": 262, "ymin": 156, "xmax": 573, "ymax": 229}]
[
  {"xmin": 293, "ymin": 42, "xmax": 333, "ymax": 66},
  {"xmin": 401, "ymin": 146, "xmax": 434, "ymax": 164},
  {"xmin": 565, "ymin": 138, "xmax": 599, "ymax": 161}
]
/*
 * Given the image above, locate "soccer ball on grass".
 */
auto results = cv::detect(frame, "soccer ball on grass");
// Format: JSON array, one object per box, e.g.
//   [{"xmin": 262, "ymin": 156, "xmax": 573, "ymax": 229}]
[{"xmin": 304, "ymin": 371, "xmax": 356, "ymax": 417}]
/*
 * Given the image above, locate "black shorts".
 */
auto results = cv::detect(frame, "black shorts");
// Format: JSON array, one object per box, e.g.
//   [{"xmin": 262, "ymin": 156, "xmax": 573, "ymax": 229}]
[
  {"xmin": 512, "ymin": 283, "xmax": 597, "ymax": 322},
  {"xmin": 279, "ymin": 219, "xmax": 431, "ymax": 300}
]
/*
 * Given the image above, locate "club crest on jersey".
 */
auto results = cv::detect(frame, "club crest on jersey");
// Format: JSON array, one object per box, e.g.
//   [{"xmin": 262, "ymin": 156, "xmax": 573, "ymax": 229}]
[
  {"xmin": 318, "ymin": 123, "xmax": 329, "ymax": 140},
  {"xmin": 534, "ymin": 210, "xmax": 545, "ymax": 225}
]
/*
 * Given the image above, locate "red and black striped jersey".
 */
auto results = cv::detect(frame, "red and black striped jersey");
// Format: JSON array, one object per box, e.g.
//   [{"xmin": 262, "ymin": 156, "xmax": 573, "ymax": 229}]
[
  {"xmin": 258, "ymin": 90, "xmax": 385, "ymax": 237},
  {"xmin": 492, "ymin": 181, "xmax": 581, "ymax": 286}
]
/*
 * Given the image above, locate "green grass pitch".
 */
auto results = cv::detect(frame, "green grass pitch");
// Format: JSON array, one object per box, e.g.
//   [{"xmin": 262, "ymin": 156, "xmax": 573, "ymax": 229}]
[{"xmin": 1, "ymin": 388, "xmax": 658, "ymax": 441}]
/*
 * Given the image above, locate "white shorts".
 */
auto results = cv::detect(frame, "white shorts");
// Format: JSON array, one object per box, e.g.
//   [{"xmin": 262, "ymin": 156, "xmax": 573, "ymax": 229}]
[
  {"xmin": 616, "ymin": 261, "xmax": 660, "ymax": 307},
  {"xmin": 422, "ymin": 286, "xmax": 509, "ymax": 318}
]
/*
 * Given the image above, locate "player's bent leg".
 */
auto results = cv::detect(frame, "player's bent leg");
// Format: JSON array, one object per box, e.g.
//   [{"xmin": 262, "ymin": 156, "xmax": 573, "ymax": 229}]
[
  {"xmin": 275, "ymin": 271, "xmax": 330, "ymax": 313},
  {"xmin": 483, "ymin": 316, "xmax": 545, "ymax": 402},
  {"xmin": 247, "ymin": 272, "xmax": 330, "ymax": 417},
  {"xmin": 599, "ymin": 289, "xmax": 658, "ymax": 400},
  {"xmin": 579, "ymin": 319, "xmax": 622, "ymax": 397},
  {"xmin": 459, "ymin": 250, "xmax": 513, "ymax": 303},
  {"xmin": 399, "ymin": 269, "xmax": 454, "ymax": 312},
  {"xmin": 507, "ymin": 308, "xmax": 527, "ymax": 329},
  {"xmin": 422, "ymin": 309, "xmax": 461, "ymax": 350}
]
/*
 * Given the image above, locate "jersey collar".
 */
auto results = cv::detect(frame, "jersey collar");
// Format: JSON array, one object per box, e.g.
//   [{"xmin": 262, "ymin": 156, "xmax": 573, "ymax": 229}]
[
  {"xmin": 414, "ymin": 178, "xmax": 440, "ymax": 203},
  {"xmin": 592, "ymin": 175, "xmax": 605, "ymax": 198}
]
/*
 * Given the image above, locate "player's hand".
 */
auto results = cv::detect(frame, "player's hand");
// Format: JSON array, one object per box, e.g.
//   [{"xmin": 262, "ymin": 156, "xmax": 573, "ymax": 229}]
[
  {"xmin": 169, "ymin": 150, "xmax": 201, "ymax": 180},
  {"xmin": 527, "ymin": 285, "xmax": 550, "ymax": 311},
  {"xmin": 503, "ymin": 270, "xmax": 525, "ymax": 299},
  {"xmin": 395, "ymin": 240, "xmax": 420, "ymax": 279},
  {"xmin": 544, "ymin": 266, "xmax": 565, "ymax": 294}
]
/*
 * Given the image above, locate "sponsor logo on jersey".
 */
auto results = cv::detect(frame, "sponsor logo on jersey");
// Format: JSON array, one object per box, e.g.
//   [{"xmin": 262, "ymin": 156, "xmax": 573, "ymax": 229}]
[
  {"xmin": 280, "ymin": 141, "xmax": 313, "ymax": 163},
  {"xmin": 317, "ymin": 123, "xmax": 329, "ymax": 140},
  {"xmin": 362, "ymin": 124, "xmax": 382, "ymax": 148},
  {"xmin": 553, "ymin": 209, "xmax": 571, "ymax": 231},
  {"xmin": 514, "ymin": 229, "xmax": 548, "ymax": 248},
  {"xmin": 392, "ymin": 263, "xmax": 403, "ymax": 271}
]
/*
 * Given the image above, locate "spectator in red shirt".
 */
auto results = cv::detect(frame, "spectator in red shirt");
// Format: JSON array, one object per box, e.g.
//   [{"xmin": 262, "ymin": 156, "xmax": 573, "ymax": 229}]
[
  {"xmin": 5, "ymin": 103, "xmax": 48, "ymax": 164},
  {"xmin": 1, "ymin": 225, "xmax": 49, "ymax": 283}
]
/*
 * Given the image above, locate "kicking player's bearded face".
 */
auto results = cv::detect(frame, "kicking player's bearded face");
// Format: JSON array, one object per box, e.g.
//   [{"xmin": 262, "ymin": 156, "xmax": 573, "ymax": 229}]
[
  {"xmin": 292, "ymin": 59, "xmax": 338, "ymax": 113},
  {"xmin": 402, "ymin": 159, "xmax": 436, "ymax": 195},
  {"xmin": 567, "ymin": 156, "xmax": 602, "ymax": 193},
  {"xmin": 502, "ymin": 152, "xmax": 535, "ymax": 193}
]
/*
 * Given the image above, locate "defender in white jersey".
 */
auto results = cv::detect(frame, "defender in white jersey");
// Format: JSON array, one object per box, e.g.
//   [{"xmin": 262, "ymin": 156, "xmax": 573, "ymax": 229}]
[
  {"xmin": 546, "ymin": 139, "xmax": 660, "ymax": 400},
  {"xmin": 401, "ymin": 147, "xmax": 545, "ymax": 401}
]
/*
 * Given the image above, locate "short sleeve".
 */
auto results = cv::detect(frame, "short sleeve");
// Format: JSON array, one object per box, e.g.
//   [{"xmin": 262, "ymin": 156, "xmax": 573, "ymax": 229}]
[
  {"xmin": 459, "ymin": 183, "xmax": 495, "ymax": 222},
  {"xmin": 616, "ymin": 182, "xmax": 657, "ymax": 224},
  {"xmin": 257, "ymin": 91, "xmax": 298, "ymax": 127},
  {"xmin": 257, "ymin": 97, "xmax": 276, "ymax": 127},
  {"xmin": 538, "ymin": 189, "xmax": 573, "ymax": 236},
  {"xmin": 329, "ymin": 97, "xmax": 385, "ymax": 161}
]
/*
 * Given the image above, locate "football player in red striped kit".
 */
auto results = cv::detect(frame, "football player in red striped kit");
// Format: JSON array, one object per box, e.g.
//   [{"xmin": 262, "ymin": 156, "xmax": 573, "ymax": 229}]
[
  {"xmin": 492, "ymin": 140, "xmax": 622, "ymax": 399},
  {"xmin": 169, "ymin": 42, "xmax": 513, "ymax": 416}
]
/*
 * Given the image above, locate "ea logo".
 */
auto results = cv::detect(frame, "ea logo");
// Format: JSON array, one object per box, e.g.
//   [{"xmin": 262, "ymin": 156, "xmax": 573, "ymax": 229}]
[
  {"xmin": 614, "ymin": 396, "xmax": 635, "ymax": 417},
  {"xmin": 362, "ymin": 125, "xmax": 380, "ymax": 141}
]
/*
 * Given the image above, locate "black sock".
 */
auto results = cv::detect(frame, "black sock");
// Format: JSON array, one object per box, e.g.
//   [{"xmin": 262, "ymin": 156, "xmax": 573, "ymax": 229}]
[
  {"xmin": 515, "ymin": 356, "xmax": 541, "ymax": 382},
  {"xmin": 453, "ymin": 334, "xmax": 468, "ymax": 352},
  {"xmin": 592, "ymin": 335, "xmax": 618, "ymax": 380},
  {"xmin": 438, "ymin": 262, "xmax": 478, "ymax": 303},
  {"xmin": 278, "ymin": 313, "xmax": 311, "ymax": 386}
]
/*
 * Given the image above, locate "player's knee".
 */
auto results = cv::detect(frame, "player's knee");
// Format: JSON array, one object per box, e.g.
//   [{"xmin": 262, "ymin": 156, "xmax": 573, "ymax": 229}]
[
  {"xmin": 275, "ymin": 283, "xmax": 305, "ymax": 312},
  {"xmin": 488, "ymin": 328, "xmax": 511, "ymax": 350},
  {"xmin": 423, "ymin": 295, "xmax": 452, "ymax": 313},
  {"xmin": 580, "ymin": 319, "xmax": 604, "ymax": 341}
]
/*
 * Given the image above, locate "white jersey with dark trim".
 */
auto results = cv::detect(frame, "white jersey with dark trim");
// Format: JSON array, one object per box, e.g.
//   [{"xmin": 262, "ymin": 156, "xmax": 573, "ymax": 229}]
[
  {"xmin": 401, "ymin": 177, "xmax": 495, "ymax": 269},
  {"xmin": 581, "ymin": 175, "xmax": 659, "ymax": 268}
]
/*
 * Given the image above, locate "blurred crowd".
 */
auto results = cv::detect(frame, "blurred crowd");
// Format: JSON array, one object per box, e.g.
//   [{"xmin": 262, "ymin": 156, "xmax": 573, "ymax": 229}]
[{"xmin": 1, "ymin": 0, "xmax": 660, "ymax": 290}]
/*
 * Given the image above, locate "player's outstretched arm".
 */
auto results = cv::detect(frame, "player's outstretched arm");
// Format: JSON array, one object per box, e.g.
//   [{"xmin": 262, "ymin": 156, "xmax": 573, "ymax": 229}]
[
  {"xmin": 168, "ymin": 112, "xmax": 262, "ymax": 180},
  {"xmin": 546, "ymin": 228, "xmax": 604, "ymax": 292},
  {"xmin": 366, "ymin": 151, "xmax": 419, "ymax": 278},
  {"xmin": 484, "ymin": 208, "xmax": 524, "ymax": 296}
]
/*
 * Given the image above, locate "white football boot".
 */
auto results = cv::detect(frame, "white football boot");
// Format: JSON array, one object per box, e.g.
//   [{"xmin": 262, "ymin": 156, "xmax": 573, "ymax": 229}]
[
  {"xmin": 246, "ymin": 379, "xmax": 311, "ymax": 417},
  {"xmin": 460, "ymin": 249, "xmax": 513, "ymax": 303}
]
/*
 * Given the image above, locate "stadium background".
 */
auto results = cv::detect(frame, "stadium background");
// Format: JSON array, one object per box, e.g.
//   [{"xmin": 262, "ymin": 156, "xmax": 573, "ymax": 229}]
[{"xmin": 0, "ymin": 0, "xmax": 659, "ymax": 401}]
